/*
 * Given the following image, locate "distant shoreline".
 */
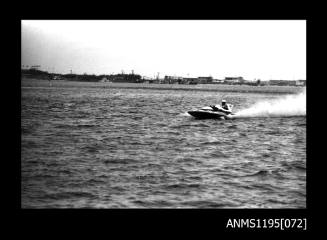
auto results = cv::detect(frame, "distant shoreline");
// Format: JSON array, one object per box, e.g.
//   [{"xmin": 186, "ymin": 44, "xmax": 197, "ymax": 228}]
[{"xmin": 21, "ymin": 78, "xmax": 304, "ymax": 95}]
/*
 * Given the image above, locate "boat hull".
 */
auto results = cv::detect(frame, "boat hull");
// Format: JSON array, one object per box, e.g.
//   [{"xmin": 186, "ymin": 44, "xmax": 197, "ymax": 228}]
[{"xmin": 188, "ymin": 110, "xmax": 231, "ymax": 119}]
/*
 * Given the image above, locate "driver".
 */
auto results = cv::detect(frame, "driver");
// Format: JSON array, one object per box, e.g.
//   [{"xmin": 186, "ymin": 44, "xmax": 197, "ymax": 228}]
[
  {"xmin": 210, "ymin": 99, "xmax": 232, "ymax": 113},
  {"xmin": 221, "ymin": 100, "xmax": 229, "ymax": 110},
  {"xmin": 221, "ymin": 100, "xmax": 232, "ymax": 113}
]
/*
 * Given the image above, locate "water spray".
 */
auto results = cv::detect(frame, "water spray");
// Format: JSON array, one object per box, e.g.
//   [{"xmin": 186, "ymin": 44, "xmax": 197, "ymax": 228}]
[{"xmin": 234, "ymin": 89, "xmax": 306, "ymax": 118}]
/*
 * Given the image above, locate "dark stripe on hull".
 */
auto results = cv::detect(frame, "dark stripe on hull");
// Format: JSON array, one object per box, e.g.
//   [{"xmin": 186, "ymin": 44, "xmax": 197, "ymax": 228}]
[{"xmin": 188, "ymin": 111, "xmax": 228, "ymax": 119}]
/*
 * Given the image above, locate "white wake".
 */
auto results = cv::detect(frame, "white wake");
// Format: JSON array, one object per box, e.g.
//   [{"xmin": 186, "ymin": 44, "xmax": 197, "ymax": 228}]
[{"xmin": 234, "ymin": 89, "xmax": 306, "ymax": 118}]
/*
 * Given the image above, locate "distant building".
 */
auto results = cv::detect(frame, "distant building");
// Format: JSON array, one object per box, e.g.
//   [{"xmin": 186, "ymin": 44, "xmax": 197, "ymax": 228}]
[
  {"xmin": 224, "ymin": 77, "xmax": 244, "ymax": 84},
  {"xmin": 269, "ymin": 80, "xmax": 297, "ymax": 86},
  {"xmin": 110, "ymin": 73, "xmax": 142, "ymax": 83},
  {"xmin": 242, "ymin": 80, "xmax": 257, "ymax": 86},
  {"xmin": 212, "ymin": 79, "xmax": 224, "ymax": 84},
  {"xmin": 197, "ymin": 76, "xmax": 213, "ymax": 84},
  {"xmin": 181, "ymin": 77, "xmax": 198, "ymax": 84},
  {"xmin": 259, "ymin": 81, "xmax": 269, "ymax": 86},
  {"xmin": 143, "ymin": 78, "xmax": 160, "ymax": 84},
  {"xmin": 163, "ymin": 76, "xmax": 183, "ymax": 84}
]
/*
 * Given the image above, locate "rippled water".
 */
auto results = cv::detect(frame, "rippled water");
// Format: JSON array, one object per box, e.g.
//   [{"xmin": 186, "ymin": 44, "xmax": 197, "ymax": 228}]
[{"xmin": 21, "ymin": 81, "xmax": 306, "ymax": 208}]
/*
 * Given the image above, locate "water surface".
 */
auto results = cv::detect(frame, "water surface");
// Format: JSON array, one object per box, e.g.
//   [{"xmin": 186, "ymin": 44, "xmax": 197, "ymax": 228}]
[{"xmin": 21, "ymin": 81, "xmax": 306, "ymax": 208}]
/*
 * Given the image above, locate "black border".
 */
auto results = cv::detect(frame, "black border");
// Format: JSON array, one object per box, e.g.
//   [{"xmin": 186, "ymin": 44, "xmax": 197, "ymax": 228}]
[{"xmin": 12, "ymin": 13, "xmax": 315, "ymax": 234}]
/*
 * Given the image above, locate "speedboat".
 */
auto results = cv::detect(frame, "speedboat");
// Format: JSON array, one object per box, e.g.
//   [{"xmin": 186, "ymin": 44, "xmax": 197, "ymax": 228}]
[{"xmin": 188, "ymin": 104, "xmax": 234, "ymax": 119}]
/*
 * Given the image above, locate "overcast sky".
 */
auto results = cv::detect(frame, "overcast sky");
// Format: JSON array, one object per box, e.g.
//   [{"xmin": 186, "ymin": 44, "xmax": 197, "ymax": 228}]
[{"xmin": 21, "ymin": 20, "xmax": 306, "ymax": 80}]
